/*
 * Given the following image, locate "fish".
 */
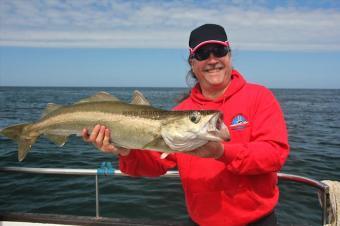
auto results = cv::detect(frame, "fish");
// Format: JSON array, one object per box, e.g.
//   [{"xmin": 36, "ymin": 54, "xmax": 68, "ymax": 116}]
[{"xmin": 0, "ymin": 90, "xmax": 229, "ymax": 161}]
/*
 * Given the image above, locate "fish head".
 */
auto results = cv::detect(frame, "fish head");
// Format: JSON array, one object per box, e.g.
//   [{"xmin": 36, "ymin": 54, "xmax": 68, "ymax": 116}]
[{"xmin": 160, "ymin": 110, "xmax": 229, "ymax": 151}]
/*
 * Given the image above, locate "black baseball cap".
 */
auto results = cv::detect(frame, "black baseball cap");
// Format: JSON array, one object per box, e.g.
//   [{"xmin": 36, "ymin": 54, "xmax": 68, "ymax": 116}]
[{"xmin": 189, "ymin": 24, "xmax": 229, "ymax": 54}]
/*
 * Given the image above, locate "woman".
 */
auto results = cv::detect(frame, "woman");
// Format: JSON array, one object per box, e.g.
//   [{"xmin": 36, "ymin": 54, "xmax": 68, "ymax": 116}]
[{"xmin": 83, "ymin": 24, "xmax": 289, "ymax": 226}]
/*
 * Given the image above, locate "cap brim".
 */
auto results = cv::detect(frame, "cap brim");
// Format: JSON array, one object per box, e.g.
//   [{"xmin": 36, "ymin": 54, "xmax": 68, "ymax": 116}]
[{"xmin": 190, "ymin": 40, "xmax": 229, "ymax": 54}]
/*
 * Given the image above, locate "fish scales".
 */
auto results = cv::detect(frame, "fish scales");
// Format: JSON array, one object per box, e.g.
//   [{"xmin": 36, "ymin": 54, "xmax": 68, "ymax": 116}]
[{"xmin": 31, "ymin": 102, "xmax": 164, "ymax": 149}]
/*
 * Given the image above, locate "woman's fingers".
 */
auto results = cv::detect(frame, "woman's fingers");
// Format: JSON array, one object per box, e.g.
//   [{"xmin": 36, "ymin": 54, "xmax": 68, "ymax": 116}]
[
  {"xmin": 101, "ymin": 129, "xmax": 116, "ymax": 153},
  {"xmin": 82, "ymin": 128, "xmax": 90, "ymax": 142},
  {"xmin": 89, "ymin": 124, "xmax": 101, "ymax": 142},
  {"xmin": 103, "ymin": 128, "xmax": 111, "ymax": 146},
  {"xmin": 82, "ymin": 124, "xmax": 130, "ymax": 156},
  {"xmin": 95, "ymin": 126, "xmax": 105, "ymax": 147}
]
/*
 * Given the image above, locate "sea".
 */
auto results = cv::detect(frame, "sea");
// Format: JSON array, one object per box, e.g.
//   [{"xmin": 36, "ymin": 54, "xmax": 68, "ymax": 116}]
[{"xmin": 0, "ymin": 87, "xmax": 339, "ymax": 225}]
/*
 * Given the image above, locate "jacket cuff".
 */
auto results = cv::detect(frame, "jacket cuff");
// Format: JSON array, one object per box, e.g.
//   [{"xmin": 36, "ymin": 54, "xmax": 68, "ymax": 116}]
[{"xmin": 216, "ymin": 143, "xmax": 242, "ymax": 164}]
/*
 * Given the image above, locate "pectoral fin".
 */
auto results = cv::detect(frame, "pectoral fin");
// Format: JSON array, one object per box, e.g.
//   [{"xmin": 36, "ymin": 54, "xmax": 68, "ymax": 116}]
[
  {"xmin": 142, "ymin": 137, "xmax": 173, "ymax": 159},
  {"xmin": 142, "ymin": 135, "xmax": 171, "ymax": 151},
  {"xmin": 142, "ymin": 136, "xmax": 164, "ymax": 149}
]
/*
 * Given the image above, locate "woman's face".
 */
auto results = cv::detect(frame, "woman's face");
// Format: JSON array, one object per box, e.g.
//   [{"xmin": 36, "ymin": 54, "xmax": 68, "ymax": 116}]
[{"xmin": 190, "ymin": 44, "xmax": 232, "ymax": 92}]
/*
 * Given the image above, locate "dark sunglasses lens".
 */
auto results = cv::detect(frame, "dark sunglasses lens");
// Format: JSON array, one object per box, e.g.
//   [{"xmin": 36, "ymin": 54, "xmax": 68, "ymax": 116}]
[
  {"xmin": 194, "ymin": 46, "xmax": 229, "ymax": 61},
  {"xmin": 214, "ymin": 47, "xmax": 229, "ymax": 57},
  {"xmin": 194, "ymin": 49, "xmax": 210, "ymax": 61}
]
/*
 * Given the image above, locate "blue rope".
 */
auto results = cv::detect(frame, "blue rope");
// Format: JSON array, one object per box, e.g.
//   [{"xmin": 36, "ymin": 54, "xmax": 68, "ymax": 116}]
[{"xmin": 97, "ymin": 162, "xmax": 115, "ymax": 176}]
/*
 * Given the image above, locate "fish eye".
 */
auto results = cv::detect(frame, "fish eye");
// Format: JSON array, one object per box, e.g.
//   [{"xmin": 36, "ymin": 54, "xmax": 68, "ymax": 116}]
[{"xmin": 189, "ymin": 111, "xmax": 201, "ymax": 124}]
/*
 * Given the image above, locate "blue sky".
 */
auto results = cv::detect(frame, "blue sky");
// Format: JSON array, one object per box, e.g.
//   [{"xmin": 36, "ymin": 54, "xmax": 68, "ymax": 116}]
[{"xmin": 0, "ymin": 0, "xmax": 339, "ymax": 88}]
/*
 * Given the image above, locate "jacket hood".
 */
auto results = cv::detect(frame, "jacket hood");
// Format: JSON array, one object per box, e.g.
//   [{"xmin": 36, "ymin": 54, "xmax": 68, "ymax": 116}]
[{"xmin": 189, "ymin": 69, "xmax": 246, "ymax": 106}]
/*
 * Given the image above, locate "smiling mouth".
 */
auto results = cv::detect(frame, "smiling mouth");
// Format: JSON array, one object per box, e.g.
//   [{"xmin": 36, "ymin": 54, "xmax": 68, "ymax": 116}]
[
  {"xmin": 204, "ymin": 65, "xmax": 224, "ymax": 73},
  {"xmin": 204, "ymin": 68, "xmax": 223, "ymax": 73}
]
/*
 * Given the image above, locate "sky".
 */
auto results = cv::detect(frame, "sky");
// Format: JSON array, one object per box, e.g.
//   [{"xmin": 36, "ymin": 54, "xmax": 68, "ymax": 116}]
[{"xmin": 0, "ymin": 0, "xmax": 339, "ymax": 88}]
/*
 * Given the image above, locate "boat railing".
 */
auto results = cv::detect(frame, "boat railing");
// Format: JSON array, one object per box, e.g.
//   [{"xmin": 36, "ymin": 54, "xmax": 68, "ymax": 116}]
[{"xmin": 0, "ymin": 165, "xmax": 330, "ymax": 225}]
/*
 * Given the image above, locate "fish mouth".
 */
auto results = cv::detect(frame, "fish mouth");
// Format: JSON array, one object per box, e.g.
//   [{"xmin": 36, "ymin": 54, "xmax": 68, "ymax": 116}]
[{"xmin": 205, "ymin": 112, "xmax": 230, "ymax": 141}]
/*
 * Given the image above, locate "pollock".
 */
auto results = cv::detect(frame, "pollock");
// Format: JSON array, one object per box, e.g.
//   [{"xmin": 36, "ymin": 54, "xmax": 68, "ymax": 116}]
[{"xmin": 0, "ymin": 91, "xmax": 229, "ymax": 161}]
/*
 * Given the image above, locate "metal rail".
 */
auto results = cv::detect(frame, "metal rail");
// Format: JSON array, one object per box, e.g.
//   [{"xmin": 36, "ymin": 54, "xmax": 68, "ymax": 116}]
[{"xmin": 0, "ymin": 166, "xmax": 330, "ymax": 225}]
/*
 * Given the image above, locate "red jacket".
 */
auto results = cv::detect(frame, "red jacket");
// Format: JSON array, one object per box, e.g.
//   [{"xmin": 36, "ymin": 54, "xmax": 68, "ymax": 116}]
[{"xmin": 119, "ymin": 70, "xmax": 289, "ymax": 226}]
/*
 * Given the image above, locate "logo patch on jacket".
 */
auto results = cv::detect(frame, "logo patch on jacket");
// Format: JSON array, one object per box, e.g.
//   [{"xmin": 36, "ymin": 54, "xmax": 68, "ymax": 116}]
[{"xmin": 230, "ymin": 114, "xmax": 249, "ymax": 130}]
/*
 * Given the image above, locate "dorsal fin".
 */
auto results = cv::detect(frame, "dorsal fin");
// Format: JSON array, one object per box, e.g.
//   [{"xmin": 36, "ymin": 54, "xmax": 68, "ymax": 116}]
[
  {"xmin": 42, "ymin": 103, "xmax": 63, "ymax": 118},
  {"xmin": 130, "ymin": 90, "xmax": 151, "ymax": 106},
  {"xmin": 75, "ymin": 91, "xmax": 120, "ymax": 104}
]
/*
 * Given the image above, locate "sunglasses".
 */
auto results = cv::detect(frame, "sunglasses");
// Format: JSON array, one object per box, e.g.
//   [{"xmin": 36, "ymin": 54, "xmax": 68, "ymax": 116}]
[{"xmin": 191, "ymin": 45, "xmax": 230, "ymax": 61}]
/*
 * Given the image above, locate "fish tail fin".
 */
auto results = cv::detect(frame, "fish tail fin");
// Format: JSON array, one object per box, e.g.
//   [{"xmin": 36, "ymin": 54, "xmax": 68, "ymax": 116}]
[
  {"xmin": 18, "ymin": 135, "xmax": 38, "ymax": 162},
  {"xmin": 0, "ymin": 123, "xmax": 29, "ymax": 142},
  {"xmin": 0, "ymin": 123, "xmax": 38, "ymax": 161}
]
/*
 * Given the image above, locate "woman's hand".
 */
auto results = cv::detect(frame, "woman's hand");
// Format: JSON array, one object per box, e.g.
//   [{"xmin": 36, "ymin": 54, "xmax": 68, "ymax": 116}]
[
  {"xmin": 185, "ymin": 141, "xmax": 224, "ymax": 159},
  {"xmin": 82, "ymin": 124, "xmax": 130, "ymax": 156}
]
